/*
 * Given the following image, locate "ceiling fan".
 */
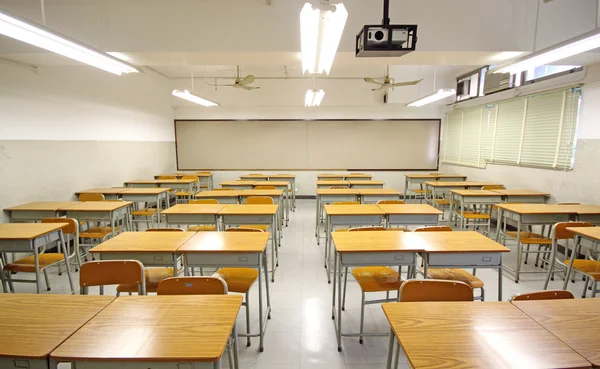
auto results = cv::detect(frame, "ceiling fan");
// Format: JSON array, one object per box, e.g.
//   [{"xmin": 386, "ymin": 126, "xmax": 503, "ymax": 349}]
[
  {"xmin": 364, "ymin": 65, "xmax": 422, "ymax": 91},
  {"xmin": 223, "ymin": 65, "xmax": 260, "ymax": 90}
]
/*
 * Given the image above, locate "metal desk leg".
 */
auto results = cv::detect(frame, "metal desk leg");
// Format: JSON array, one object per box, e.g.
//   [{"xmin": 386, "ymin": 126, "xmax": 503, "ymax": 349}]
[
  {"xmin": 285, "ymin": 190, "xmax": 289, "ymax": 226},
  {"xmin": 336, "ymin": 251, "xmax": 342, "ymax": 352},
  {"xmin": 315, "ymin": 195, "xmax": 320, "ymax": 239},
  {"xmin": 515, "ymin": 216, "xmax": 522, "ymax": 283},
  {"xmin": 331, "ymin": 249, "xmax": 337, "ymax": 321},
  {"xmin": 386, "ymin": 327, "xmax": 395, "ymax": 369},
  {"xmin": 403, "ymin": 177, "xmax": 409, "ymax": 202},
  {"xmin": 563, "ymin": 235, "xmax": 579, "ymax": 290},
  {"xmin": 156, "ymin": 194, "xmax": 162, "ymax": 226},
  {"xmin": 498, "ymin": 255, "xmax": 503, "ymax": 301},
  {"xmin": 232, "ymin": 322, "xmax": 240, "ymax": 369},
  {"xmin": 258, "ymin": 254, "xmax": 265, "ymax": 352},
  {"xmin": 59, "ymin": 231, "xmax": 75, "ymax": 294},
  {"xmin": 33, "ymin": 240, "xmax": 41, "ymax": 294}
]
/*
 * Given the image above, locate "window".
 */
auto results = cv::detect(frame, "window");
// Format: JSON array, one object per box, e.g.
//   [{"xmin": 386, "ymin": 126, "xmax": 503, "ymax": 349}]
[
  {"xmin": 441, "ymin": 87, "xmax": 581, "ymax": 170},
  {"xmin": 524, "ymin": 65, "xmax": 581, "ymax": 83},
  {"xmin": 456, "ymin": 67, "xmax": 489, "ymax": 101}
]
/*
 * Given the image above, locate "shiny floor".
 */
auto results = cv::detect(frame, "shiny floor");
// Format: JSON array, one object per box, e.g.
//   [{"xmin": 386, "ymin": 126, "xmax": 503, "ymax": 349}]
[{"xmin": 7, "ymin": 199, "xmax": 594, "ymax": 369}]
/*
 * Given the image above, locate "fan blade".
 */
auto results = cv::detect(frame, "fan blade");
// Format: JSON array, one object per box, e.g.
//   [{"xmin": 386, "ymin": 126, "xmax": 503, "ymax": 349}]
[
  {"xmin": 233, "ymin": 84, "xmax": 259, "ymax": 90},
  {"xmin": 364, "ymin": 77, "xmax": 383, "ymax": 85},
  {"xmin": 391, "ymin": 79, "xmax": 423, "ymax": 87},
  {"xmin": 371, "ymin": 85, "xmax": 386, "ymax": 91},
  {"xmin": 239, "ymin": 75, "xmax": 255, "ymax": 85}
]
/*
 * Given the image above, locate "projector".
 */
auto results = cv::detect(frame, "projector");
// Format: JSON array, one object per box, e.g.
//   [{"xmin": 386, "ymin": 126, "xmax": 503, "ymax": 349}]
[{"xmin": 356, "ymin": 24, "xmax": 417, "ymax": 57}]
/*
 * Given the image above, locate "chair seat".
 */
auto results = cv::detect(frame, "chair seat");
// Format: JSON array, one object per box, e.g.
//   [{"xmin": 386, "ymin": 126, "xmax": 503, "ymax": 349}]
[
  {"xmin": 434, "ymin": 199, "xmax": 450, "ymax": 205},
  {"xmin": 176, "ymin": 191, "xmax": 196, "ymax": 196},
  {"xmin": 132, "ymin": 208, "xmax": 157, "ymax": 216},
  {"xmin": 352, "ymin": 267, "xmax": 402, "ymax": 292},
  {"xmin": 566, "ymin": 259, "xmax": 600, "ymax": 280},
  {"xmin": 423, "ymin": 268, "xmax": 484, "ymax": 288},
  {"xmin": 239, "ymin": 225, "xmax": 269, "ymax": 231},
  {"xmin": 504, "ymin": 231, "xmax": 552, "ymax": 244},
  {"xmin": 117, "ymin": 267, "xmax": 175, "ymax": 293},
  {"xmin": 80, "ymin": 226, "xmax": 118, "ymax": 239},
  {"xmin": 4, "ymin": 254, "xmax": 65, "ymax": 273},
  {"xmin": 214, "ymin": 268, "xmax": 259, "ymax": 293},
  {"xmin": 459, "ymin": 212, "xmax": 490, "ymax": 220},
  {"xmin": 187, "ymin": 225, "xmax": 217, "ymax": 231}
]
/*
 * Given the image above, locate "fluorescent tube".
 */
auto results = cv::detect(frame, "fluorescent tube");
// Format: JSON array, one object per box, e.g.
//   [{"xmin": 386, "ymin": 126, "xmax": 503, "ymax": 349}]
[
  {"xmin": 172, "ymin": 90, "xmax": 219, "ymax": 107},
  {"xmin": 305, "ymin": 89, "xmax": 325, "ymax": 106},
  {"xmin": 406, "ymin": 89, "xmax": 456, "ymax": 107}
]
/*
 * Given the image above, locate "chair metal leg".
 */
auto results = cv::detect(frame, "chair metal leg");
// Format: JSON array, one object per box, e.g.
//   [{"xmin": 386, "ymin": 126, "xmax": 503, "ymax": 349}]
[
  {"xmin": 43, "ymin": 269, "xmax": 51, "ymax": 291},
  {"xmin": 359, "ymin": 291, "xmax": 365, "ymax": 344},
  {"xmin": 245, "ymin": 291, "xmax": 251, "ymax": 347},
  {"xmin": 342, "ymin": 267, "xmax": 348, "ymax": 311},
  {"xmin": 582, "ymin": 277, "xmax": 590, "ymax": 298}
]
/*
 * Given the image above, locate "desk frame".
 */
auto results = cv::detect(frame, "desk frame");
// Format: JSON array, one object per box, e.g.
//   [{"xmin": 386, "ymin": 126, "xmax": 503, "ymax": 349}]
[{"xmin": 315, "ymin": 192, "xmax": 359, "ymax": 245}]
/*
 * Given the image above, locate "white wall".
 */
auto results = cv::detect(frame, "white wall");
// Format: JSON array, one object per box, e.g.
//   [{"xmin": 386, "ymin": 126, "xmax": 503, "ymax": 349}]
[
  {"xmin": 0, "ymin": 64, "xmax": 176, "ymax": 222},
  {"xmin": 440, "ymin": 63, "xmax": 600, "ymax": 204}
]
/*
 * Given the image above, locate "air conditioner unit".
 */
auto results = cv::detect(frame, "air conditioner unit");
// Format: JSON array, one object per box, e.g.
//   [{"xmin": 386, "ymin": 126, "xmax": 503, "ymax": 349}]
[{"xmin": 484, "ymin": 70, "xmax": 513, "ymax": 95}]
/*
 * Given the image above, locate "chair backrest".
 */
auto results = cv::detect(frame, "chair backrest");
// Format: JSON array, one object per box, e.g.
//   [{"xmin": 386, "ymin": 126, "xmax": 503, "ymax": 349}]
[
  {"xmin": 429, "ymin": 172, "xmax": 444, "ymax": 175},
  {"xmin": 377, "ymin": 200, "xmax": 405, "ymax": 204},
  {"xmin": 481, "ymin": 185, "xmax": 505, "ymax": 190},
  {"xmin": 158, "ymin": 175, "xmax": 178, "ymax": 180},
  {"xmin": 255, "ymin": 185, "xmax": 277, "ymax": 190},
  {"xmin": 246, "ymin": 196, "xmax": 274, "ymax": 205},
  {"xmin": 249, "ymin": 173, "xmax": 264, "ymax": 176},
  {"xmin": 551, "ymin": 221, "xmax": 593, "ymax": 240},
  {"xmin": 558, "ymin": 202, "xmax": 581, "ymax": 205},
  {"xmin": 414, "ymin": 226, "xmax": 453, "ymax": 232},
  {"xmin": 78, "ymin": 193, "xmax": 105, "ymax": 202},
  {"xmin": 41, "ymin": 217, "xmax": 78, "ymax": 235},
  {"xmin": 190, "ymin": 199, "xmax": 219, "ymax": 204},
  {"xmin": 348, "ymin": 226, "xmax": 387, "ymax": 232},
  {"xmin": 215, "ymin": 188, "xmax": 235, "ymax": 191},
  {"xmin": 157, "ymin": 276, "xmax": 228, "ymax": 295},
  {"xmin": 225, "ymin": 227, "xmax": 264, "ymax": 232},
  {"xmin": 79, "ymin": 260, "xmax": 145, "ymax": 295},
  {"xmin": 329, "ymin": 186, "xmax": 348, "ymax": 189},
  {"xmin": 332, "ymin": 201, "xmax": 360, "ymax": 205},
  {"xmin": 146, "ymin": 228, "xmax": 185, "ymax": 232},
  {"xmin": 181, "ymin": 175, "xmax": 199, "ymax": 181},
  {"xmin": 510, "ymin": 290, "xmax": 574, "ymax": 302},
  {"xmin": 400, "ymin": 280, "xmax": 473, "ymax": 302}
]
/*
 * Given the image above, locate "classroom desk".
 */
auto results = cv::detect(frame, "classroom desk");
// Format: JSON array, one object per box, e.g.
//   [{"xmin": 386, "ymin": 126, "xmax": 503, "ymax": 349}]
[
  {"xmin": 317, "ymin": 174, "xmax": 345, "ymax": 181},
  {"xmin": 514, "ymin": 298, "xmax": 600, "ymax": 368},
  {"xmin": 75, "ymin": 187, "xmax": 129, "ymax": 200},
  {"xmin": 60, "ymin": 201, "xmax": 133, "ymax": 236},
  {"xmin": 162, "ymin": 204, "xmax": 226, "ymax": 230},
  {"xmin": 449, "ymin": 189, "xmax": 504, "ymax": 228},
  {"xmin": 179, "ymin": 231, "xmax": 271, "ymax": 352},
  {"xmin": 88, "ymin": 231, "xmax": 194, "ymax": 276},
  {"xmin": 403, "ymin": 174, "xmax": 467, "ymax": 201},
  {"xmin": 315, "ymin": 189, "xmax": 360, "ymax": 244},
  {"xmin": 418, "ymin": 231, "xmax": 510, "ymax": 301},
  {"xmin": 51, "ymin": 295, "xmax": 243, "ymax": 369},
  {"xmin": 268, "ymin": 174, "xmax": 297, "ymax": 211},
  {"xmin": 195, "ymin": 190, "xmax": 242, "ymax": 204},
  {"xmin": 0, "ymin": 223, "xmax": 75, "ymax": 294},
  {"xmin": 120, "ymin": 188, "xmax": 171, "ymax": 226},
  {"xmin": 240, "ymin": 174, "xmax": 269, "ymax": 181},
  {"xmin": 219, "ymin": 204, "xmax": 280, "ymax": 281},
  {"xmin": 343, "ymin": 174, "xmax": 372, "ymax": 180},
  {"xmin": 316, "ymin": 180, "xmax": 350, "ymax": 189},
  {"xmin": 4, "ymin": 201, "xmax": 78, "ymax": 222},
  {"xmin": 323, "ymin": 204, "xmax": 385, "ymax": 282},
  {"xmin": 125, "ymin": 179, "xmax": 196, "ymax": 202},
  {"xmin": 490, "ymin": 189, "xmax": 551, "ymax": 203},
  {"xmin": 220, "ymin": 180, "xmax": 256, "ymax": 190},
  {"xmin": 331, "ymin": 231, "xmax": 423, "ymax": 352},
  {"xmin": 424, "ymin": 181, "xmax": 501, "ymax": 205},
  {"xmin": 357, "ymin": 188, "xmax": 402, "ymax": 204},
  {"xmin": 495, "ymin": 204, "xmax": 579, "ymax": 283},
  {"xmin": 377, "ymin": 204, "xmax": 441, "ymax": 227},
  {"xmin": 349, "ymin": 180, "xmax": 384, "ymax": 189},
  {"xmin": 240, "ymin": 189, "xmax": 284, "ymax": 230},
  {"xmin": 256, "ymin": 181, "xmax": 290, "ymax": 226},
  {"xmin": 0, "ymin": 294, "xmax": 114, "ymax": 369},
  {"xmin": 155, "ymin": 172, "xmax": 213, "ymax": 190},
  {"xmin": 383, "ymin": 301, "xmax": 591, "ymax": 369}
]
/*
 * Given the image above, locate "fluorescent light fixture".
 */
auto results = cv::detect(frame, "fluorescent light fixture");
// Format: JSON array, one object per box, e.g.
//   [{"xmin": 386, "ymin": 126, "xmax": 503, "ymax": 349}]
[
  {"xmin": 107, "ymin": 52, "xmax": 132, "ymax": 62},
  {"xmin": 494, "ymin": 27, "xmax": 600, "ymax": 75},
  {"xmin": 300, "ymin": 2, "xmax": 348, "ymax": 74},
  {"xmin": 0, "ymin": 10, "xmax": 139, "ymax": 75},
  {"xmin": 406, "ymin": 89, "xmax": 456, "ymax": 107},
  {"xmin": 172, "ymin": 90, "xmax": 219, "ymax": 107},
  {"xmin": 305, "ymin": 89, "xmax": 325, "ymax": 106}
]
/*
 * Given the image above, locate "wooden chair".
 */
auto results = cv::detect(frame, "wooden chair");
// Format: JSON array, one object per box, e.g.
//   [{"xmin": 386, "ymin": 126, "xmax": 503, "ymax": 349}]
[
  {"xmin": 78, "ymin": 193, "xmax": 105, "ymax": 201},
  {"xmin": 157, "ymin": 276, "xmax": 228, "ymax": 295},
  {"xmin": 176, "ymin": 175, "xmax": 199, "ymax": 203},
  {"xmin": 80, "ymin": 260, "xmax": 145, "ymax": 295},
  {"xmin": 158, "ymin": 175, "xmax": 177, "ymax": 180},
  {"xmin": 481, "ymin": 185, "xmax": 505, "ymax": 190},
  {"xmin": 213, "ymin": 228, "xmax": 263, "ymax": 347},
  {"xmin": 190, "ymin": 199, "xmax": 219, "ymax": 204},
  {"xmin": 184, "ymin": 199, "xmax": 219, "ymax": 231},
  {"xmin": 341, "ymin": 227, "xmax": 402, "ymax": 344},
  {"xmin": 238, "ymin": 196, "xmax": 274, "ymax": 232},
  {"xmin": 254, "ymin": 185, "xmax": 276, "ymax": 190},
  {"xmin": 328, "ymin": 186, "xmax": 348, "ymax": 189},
  {"xmin": 414, "ymin": 226, "xmax": 485, "ymax": 300},
  {"xmin": 510, "ymin": 290, "xmax": 574, "ymax": 302},
  {"xmin": 215, "ymin": 188, "xmax": 236, "ymax": 191},
  {"xmin": 195, "ymin": 172, "xmax": 211, "ymax": 191},
  {"xmin": 400, "ymin": 279, "xmax": 473, "ymax": 302},
  {"xmin": 542, "ymin": 222, "xmax": 599, "ymax": 297},
  {"xmin": 377, "ymin": 200, "xmax": 405, "ymax": 204},
  {"xmin": 2, "ymin": 218, "xmax": 77, "ymax": 294}
]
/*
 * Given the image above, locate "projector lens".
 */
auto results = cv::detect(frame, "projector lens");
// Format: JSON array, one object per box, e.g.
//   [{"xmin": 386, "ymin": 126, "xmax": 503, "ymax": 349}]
[{"xmin": 374, "ymin": 30, "xmax": 385, "ymax": 41}]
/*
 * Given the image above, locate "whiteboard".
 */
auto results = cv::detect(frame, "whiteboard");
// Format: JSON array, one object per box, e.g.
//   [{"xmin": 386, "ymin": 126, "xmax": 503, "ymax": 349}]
[{"xmin": 175, "ymin": 120, "xmax": 440, "ymax": 170}]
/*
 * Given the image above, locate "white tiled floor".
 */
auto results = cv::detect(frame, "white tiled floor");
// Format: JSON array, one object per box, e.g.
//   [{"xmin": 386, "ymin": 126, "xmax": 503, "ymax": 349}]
[{"xmin": 5, "ymin": 199, "xmax": 595, "ymax": 369}]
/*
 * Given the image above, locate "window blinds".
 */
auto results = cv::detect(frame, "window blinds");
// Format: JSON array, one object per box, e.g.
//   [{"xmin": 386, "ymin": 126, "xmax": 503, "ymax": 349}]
[{"xmin": 442, "ymin": 87, "xmax": 581, "ymax": 170}]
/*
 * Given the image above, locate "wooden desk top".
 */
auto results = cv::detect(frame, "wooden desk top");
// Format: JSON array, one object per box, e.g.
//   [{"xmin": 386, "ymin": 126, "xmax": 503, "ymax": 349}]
[
  {"xmin": 496, "ymin": 204, "xmax": 578, "ymax": 214},
  {"xmin": 412, "ymin": 231, "xmax": 510, "ymax": 253},
  {"xmin": 316, "ymin": 189, "xmax": 359, "ymax": 195},
  {"xmin": 356, "ymin": 188, "xmax": 402, "ymax": 195},
  {"xmin": 5, "ymin": 201, "xmax": 78, "ymax": 211},
  {"xmin": 349, "ymin": 180, "xmax": 385, "ymax": 185},
  {"xmin": 332, "ymin": 231, "xmax": 425, "ymax": 253},
  {"xmin": 491, "ymin": 189, "xmax": 551, "ymax": 197},
  {"xmin": 126, "ymin": 179, "xmax": 195, "ymax": 184},
  {"xmin": 89, "ymin": 231, "xmax": 194, "ymax": 253},
  {"xmin": 424, "ymin": 181, "xmax": 500, "ymax": 187},
  {"xmin": 377, "ymin": 204, "xmax": 442, "ymax": 215},
  {"xmin": 566, "ymin": 227, "xmax": 600, "ymax": 241},
  {"xmin": 260, "ymin": 180, "xmax": 289, "ymax": 186},
  {"xmin": 317, "ymin": 174, "xmax": 346, "ymax": 178},
  {"xmin": 121, "ymin": 188, "xmax": 170, "ymax": 195},
  {"xmin": 269, "ymin": 174, "xmax": 296, "ymax": 178},
  {"xmin": 405, "ymin": 174, "xmax": 437, "ymax": 179},
  {"xmin": 219, "ymin": 204, "xmax": 279, "ymax": 215},
  {"xmin": 571, "ymin": 205, "xmax": 600, "ymax": 215},
  {"xmin": 60, "ymin": 201, "xmax": 132, "ymax": 212},
  {"xmin": 220, "ymin": 180, "xmax": 256, "ymax": 186},
  {"xmin": 240, "ymin": 189, "xmax": 283, "ymax": 197},
  {"xmin": 162, "ymin": 204, "xmax": 226, "ymax": 215},
  {"xmin": 344, "ymin": 174, "xmax": 372, "ymax": 179},
  {"xmin": 316, "ymin": 180, "xmax": 350, "ymax": 186},
  {"xmin": 195, "ymin": 190, "xmax": 241, "ymax": 198},
  {"xmin": 436, "ymin": 174, "xmax": 467, "ymax": 179},
  {"xmin": 0, "ymin": 294, "xmax": 114, "ymax": 359},
  {"xmin": 178, "ymin": 231, "xmax": 270, "ymax": 253},
  {"xmin": 195, "ymin": 172, "xmax": 213, "ymax": 177},
  {"xmin": 0, "ymin": 223, "xmax": 67, "ymax": 240},
  {"xmin": 382, "ymin": 301, "xmax": 591, "ymax": 369},
  {"xmin": 450, "ymin": 189, "xmax": 505, "ymax": 196},
  {"xmin": 324, "ymin": 204, "xmax": 385, "ymax": 216},
  {"xmin": 51, "ymin": 295, "xmax": 242, "ymax": 363},
  {"xmin": 514, "ymin": 299, "xmax": 600, "ymax": 367},
  {"xmin": 75, "ymin": 188, "xmax": 129, "ymax": 195}
]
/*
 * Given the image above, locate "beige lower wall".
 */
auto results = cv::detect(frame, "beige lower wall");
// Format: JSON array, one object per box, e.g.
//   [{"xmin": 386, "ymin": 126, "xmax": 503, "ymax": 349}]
[
  {"xmin": 0, "ymin": 140, "xmax": 176, "ymax": 223},
  {"xmin": 439, "ymin": 139, "xmax": 600, "ymax": 204}
]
